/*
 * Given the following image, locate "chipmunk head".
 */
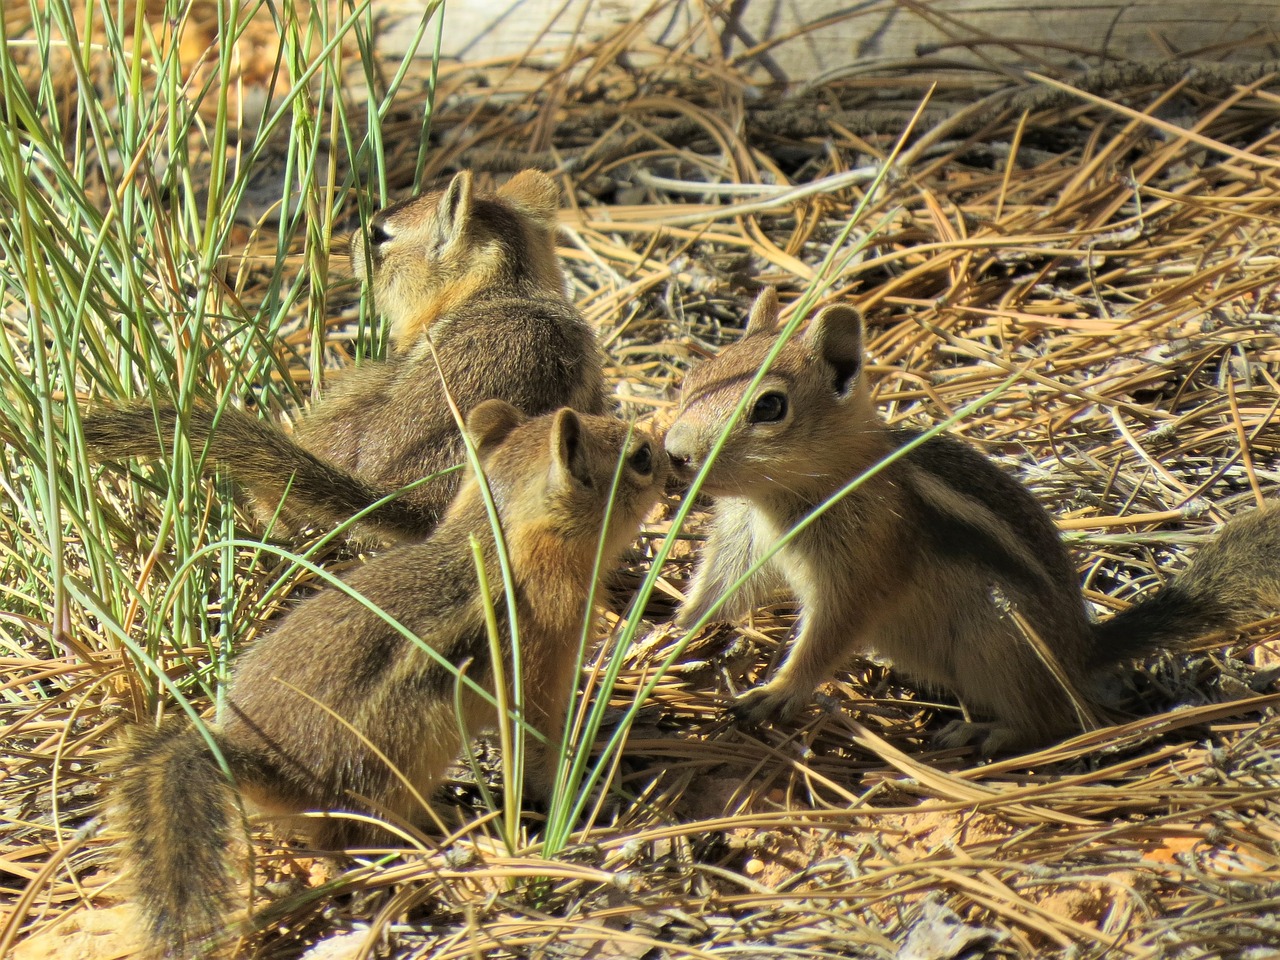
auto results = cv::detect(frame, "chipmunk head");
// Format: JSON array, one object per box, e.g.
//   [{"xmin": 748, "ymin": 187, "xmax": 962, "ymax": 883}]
[
  {"xmin": 349, "ymin": 169, "xmax": 567, "ymax": 348},
  {"xmin": 460, "ymin": 399, "xmax": 667, "ymax": 558},
  {"xmin": 665, "ymin": 287, "xmax": 880, "ymax": 501}
]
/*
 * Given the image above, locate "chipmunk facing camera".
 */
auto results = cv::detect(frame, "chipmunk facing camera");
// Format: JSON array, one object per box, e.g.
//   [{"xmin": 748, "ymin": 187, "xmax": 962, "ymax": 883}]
[
  {"xmin": 109, "ymin": 401, "xmax": 667, "ymax": 959},
  {"xmin": 665, "ymin": 288, "xmax": 1280, "ymax": 754},
  {"xmin": 84, "ymin": 169, "xmax": 606, "ymax": 542}
]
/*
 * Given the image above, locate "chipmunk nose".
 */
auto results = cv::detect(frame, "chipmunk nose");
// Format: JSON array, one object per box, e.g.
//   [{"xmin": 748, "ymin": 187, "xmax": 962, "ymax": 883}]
[{"xmin": 664, "ymin": 421, "xmax": 699, "ymax": 477}]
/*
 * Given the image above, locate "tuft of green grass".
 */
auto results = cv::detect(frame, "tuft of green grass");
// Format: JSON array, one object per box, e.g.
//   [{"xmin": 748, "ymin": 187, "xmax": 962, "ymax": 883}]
[
  {"xmin": 0, "ymin": 0, "xmax": 440, "ymax": 690},
  {"xmin": 0, "ymin": 0, "xmax": 443, "ymax": 817}
]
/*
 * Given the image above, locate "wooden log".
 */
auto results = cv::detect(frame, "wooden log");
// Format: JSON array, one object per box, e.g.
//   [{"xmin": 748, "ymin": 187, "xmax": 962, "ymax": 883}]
[{"xmin": 377, "ymin": 0, "xmax": 1279, "ymax": 82}]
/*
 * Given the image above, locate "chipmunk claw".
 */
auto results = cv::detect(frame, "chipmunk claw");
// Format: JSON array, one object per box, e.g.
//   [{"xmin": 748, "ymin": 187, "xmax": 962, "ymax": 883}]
[{"xmin": 730, "ymin": 681, "xmax": 809, "ymax": 726}]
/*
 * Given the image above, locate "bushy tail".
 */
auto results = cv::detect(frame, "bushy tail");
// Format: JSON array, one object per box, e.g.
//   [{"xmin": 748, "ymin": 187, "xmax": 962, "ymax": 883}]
[
  {"xmin": 109, "ymin": 720, "xmax": 244, "ymax": 959},
  {"xmin": 83, "ymin": 402, "xmax": 437, "ymax": 539},
  {"xmin": 1091, "ymin": 506, "xmax": 1280, "ymax": 661}
]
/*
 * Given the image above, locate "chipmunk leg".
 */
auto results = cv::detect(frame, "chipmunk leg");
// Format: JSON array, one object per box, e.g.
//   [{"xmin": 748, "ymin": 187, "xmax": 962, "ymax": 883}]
[
  {"xmin": 512, "ymin": 642, "xmax": 579, "ymax": 804},
  {"xmin": 733, "ymin": 605, "xmax": 865, "ymax": 724},
  {"xmin": 921, "ymin": 606, "xmax": 1082, "ymax": 756}
]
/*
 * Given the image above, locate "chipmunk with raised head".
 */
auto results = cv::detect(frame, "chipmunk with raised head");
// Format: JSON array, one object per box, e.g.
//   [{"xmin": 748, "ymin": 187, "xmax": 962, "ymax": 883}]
[
  {"xmin": 85, "ymin": 169, "xmax": 606, "ymax": 542},
  {"xmin": 109, "ymin": 400, "xmax": 666, "ymax": 959},
  {"xmin": 665, "ymin": 287, "xmax": 1280, "ymax": 754}
]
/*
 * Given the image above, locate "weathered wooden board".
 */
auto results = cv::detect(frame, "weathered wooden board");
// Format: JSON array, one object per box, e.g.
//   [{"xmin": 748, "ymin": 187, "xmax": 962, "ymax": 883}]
[{"xmin": 379, "ymin": 0, "xmax": 1279, "ymax": 82}]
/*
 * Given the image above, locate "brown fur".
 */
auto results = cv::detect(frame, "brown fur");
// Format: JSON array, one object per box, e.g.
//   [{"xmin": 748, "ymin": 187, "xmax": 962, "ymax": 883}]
[
  {"xmin": 109, "ymin": 401, "xmax": 666, "ymax": 959},
  {"xmin": 352, "ymin": 168, "xmax": 568, "ymax": 347},
  {"xmin": 666, "ymin": 288, "xmax": 1280, "ymax": 754},
  {"xmin": 84, "ymin": 169, "xmax": 606, "ymax": 543}
]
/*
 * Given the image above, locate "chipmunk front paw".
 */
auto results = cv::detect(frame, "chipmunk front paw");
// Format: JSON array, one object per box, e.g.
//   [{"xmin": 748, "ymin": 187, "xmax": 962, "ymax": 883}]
[
  {"xmin": 934, "ymin": 719, "xmax": 1028, "ymax": 757},
  {"xmin": 730, "ymin": 680, "xmax": 811, "ymax": 726}
]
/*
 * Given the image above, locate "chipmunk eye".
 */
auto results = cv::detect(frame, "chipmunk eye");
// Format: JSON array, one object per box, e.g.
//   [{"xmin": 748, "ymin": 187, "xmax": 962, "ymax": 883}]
[
  {"xmin": 749, "ymin": 391, "xmax": 788, "ymax": 424},
  {"xmin": 628, "ymin": 442, "xmax": 653, "ymax": 476},
  {"xmin": 368, "ymin": 221, "xmax": 391, "ymax": 248}
]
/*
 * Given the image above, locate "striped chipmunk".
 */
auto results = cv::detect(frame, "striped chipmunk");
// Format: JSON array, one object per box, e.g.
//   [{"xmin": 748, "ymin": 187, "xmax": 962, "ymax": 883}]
[
  {"xmin": 110, "ymin": 400, "xmax": 667, "ymax": 959},
  {"xmin": 664, "ymin": 287, "xmax": 1280, "ymax": 754},
  {"xmin": 84, "ymin": 169, "xmax": 606, "ymax": 543}
]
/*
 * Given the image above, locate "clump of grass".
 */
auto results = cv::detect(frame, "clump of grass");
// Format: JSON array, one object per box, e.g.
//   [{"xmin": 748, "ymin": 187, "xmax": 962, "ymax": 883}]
[{"xmin": 0, "ymin": 0, "xmax": 421, "ymax": 688}]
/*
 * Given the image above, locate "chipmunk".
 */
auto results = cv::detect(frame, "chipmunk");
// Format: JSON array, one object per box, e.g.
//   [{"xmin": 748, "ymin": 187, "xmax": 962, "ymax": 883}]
[
  {"xmin": 109, "ymin": 400, "xmax": 666, "ymax": 959},
  {"xmin": 84, "ymin": 169, "xmax": 607, "ymax": 542},
  {"xmin": 665, "ymin": 287, "xmax": 1280, "ymax": 754}
]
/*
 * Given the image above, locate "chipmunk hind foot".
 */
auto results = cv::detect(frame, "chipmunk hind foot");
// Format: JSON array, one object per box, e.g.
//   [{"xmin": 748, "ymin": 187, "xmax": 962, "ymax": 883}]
[
  {"xmin": 730, "ymin": 678, "xmax": 815, "ymax": 726},
  {"xmin": 932, "ymin": 719, "xmax": 1045, "ymax": 757}
]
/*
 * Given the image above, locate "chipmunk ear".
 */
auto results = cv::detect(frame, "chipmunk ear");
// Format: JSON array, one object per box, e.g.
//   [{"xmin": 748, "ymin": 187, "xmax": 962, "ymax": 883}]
[
  {"xmin": 805, "ymin": 304, "xmax": 864, "ymax": 396},
  {"xmin": 743, "ymin": 286, "xmax": 780, "ymax": 338},
  {"xmin": 436, "ymin": 170, "xmax": 475, "ymax": 248},
  {"xmin": 466, "ymin": 399, "xmax": 525, "ymax": 455},
  {"xmin": 549, "ymin": 408, "xmax": 593, "ymax": 490},
  {"xmin": 497, "ymin": 169, "xmax": 560, "ymax": 228}
]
